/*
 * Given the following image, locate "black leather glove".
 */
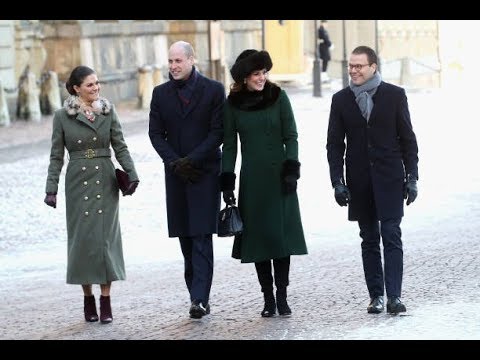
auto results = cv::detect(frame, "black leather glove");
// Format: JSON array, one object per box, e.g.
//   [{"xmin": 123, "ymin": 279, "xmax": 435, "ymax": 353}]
[
  {"xmin": 171, "ymin": 157, "xmax": 203, "ymax": 183},
  {"xmin": 334, "ymin": 183, "xmax": 350, "ymax": 207},
  {"xmin": 123, "ymin": 181, "xmax": 139, "ymax": 196},
  {"xmin": 44, "ymin": 193, "xmax": 57, "ymax": 208},
  {"xmin": 404, "ymin": 174, "xmax": 418, "ymax": 206},
  {"xmin": 281, "ymin": 159, "xmax": 300, "ymax": 195},
  {"xmin": 282, "ymin": 174, "xmax": 297, "ymax": 194},
  {"xmin": 223, "ymin": 190, "xmax": 236, "ymax": 205}
]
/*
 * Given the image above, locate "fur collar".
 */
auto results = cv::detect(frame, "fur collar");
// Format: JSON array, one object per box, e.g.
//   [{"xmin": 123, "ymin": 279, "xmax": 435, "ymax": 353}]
[
  {"xmin": 63, "ymin": 95, "xmax": 112, "ymax": 116},
  {"xmin": 227, "ymin": 82, "xmax": 281, "ymax": 111}
]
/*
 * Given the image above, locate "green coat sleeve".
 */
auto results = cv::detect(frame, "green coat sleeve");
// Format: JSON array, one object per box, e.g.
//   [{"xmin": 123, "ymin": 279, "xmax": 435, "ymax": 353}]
[
  {"xmin": 45, "ymin": 111, "xmax": 65, "ymax": 194},
  {"xmin": 279, "ymin": 91, "xmax": 299, "ymax": 161},
  {"xmin": 110, "ymin": 106, "xmax": 139, "ymax": 182},
  {"xmin": 221, "ymin": 103, "xmax": 238, "ymax": 173}
]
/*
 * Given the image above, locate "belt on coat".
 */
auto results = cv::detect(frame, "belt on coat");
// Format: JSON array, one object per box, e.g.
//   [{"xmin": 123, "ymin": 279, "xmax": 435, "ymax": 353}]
[{"xmin": 69, "ymin": 148, "xmax": 111, "ymax": 160}]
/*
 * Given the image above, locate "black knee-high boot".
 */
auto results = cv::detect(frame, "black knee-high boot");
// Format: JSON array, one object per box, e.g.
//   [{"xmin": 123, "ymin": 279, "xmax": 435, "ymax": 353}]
[
  {"xmin": 255, "ymin": 261, "xmax": 276, "ymax": 317},
  {"xmin": 274, "ymin": 256, "xmax": 292, "ymax": 316}
]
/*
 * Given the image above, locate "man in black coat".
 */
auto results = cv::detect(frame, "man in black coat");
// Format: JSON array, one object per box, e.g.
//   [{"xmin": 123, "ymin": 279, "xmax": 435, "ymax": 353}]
[
  {"xmin": 326, "ymin": 45, "xmax": 419, "ymax": 315},
  {"xmin": 149, "ymin": 41, "xmax": 225, "ymax": 319},
  {"xmin": 318, "ymin": 20, "xmax": 332, "ymax": 81}
]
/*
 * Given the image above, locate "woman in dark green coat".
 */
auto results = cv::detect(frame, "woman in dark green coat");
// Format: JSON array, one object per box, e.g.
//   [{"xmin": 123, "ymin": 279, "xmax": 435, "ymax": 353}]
[
  {"xmin": 220, "ymin": 50, "xmax": 307, "ymax": 318},
  {"xmin": 44, "ymin": 66, "xmax": 139, "ymax": 323}
]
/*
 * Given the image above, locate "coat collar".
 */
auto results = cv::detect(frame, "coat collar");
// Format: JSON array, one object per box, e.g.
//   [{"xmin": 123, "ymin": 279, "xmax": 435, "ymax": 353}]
[
  {"xmin": 63, "ymin": 95, "xmax": 112, "ymax": 116},
  {"xmin": 64, "ymin": 95, "xmax": 112, "ymax": 131},
  {"xmin": 167, "ymin": 71, "xmax": 206, "ymax": 118}
]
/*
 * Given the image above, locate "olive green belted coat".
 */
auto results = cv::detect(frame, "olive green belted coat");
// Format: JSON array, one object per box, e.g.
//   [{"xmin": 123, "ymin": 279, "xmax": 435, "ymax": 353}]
[{"xmin": 45, "ymin": 96, "xmax": 138, "ymax": 284}]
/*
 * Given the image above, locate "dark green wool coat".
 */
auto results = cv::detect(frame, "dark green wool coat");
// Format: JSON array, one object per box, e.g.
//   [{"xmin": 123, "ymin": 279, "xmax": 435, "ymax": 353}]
[
  {"xmin": 45, "ymin": 96, "xmax": 138, "ymax": 284},
  {"xmin": 222, "ymin": 85, "xmax": 307, "ymax": 263}
]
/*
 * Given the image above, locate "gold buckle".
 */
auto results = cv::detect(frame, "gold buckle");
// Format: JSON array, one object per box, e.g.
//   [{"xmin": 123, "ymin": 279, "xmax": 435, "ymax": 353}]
[{"xmin": 85, "ymin": 149, "xmax": 95, "ymax": 159}]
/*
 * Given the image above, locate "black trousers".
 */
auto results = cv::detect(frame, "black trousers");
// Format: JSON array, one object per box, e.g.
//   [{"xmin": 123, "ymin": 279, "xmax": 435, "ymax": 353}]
[
  {"xmin": 254, "ymin": 256, "xmax": 290, "ymax": 292},
  {"xmin": 358, "ymin": 217, "xmax": 403, "ymax": 299},
  {"xmin": 179, "ymin": 234, "xmax": 213, "ymax": 306}
]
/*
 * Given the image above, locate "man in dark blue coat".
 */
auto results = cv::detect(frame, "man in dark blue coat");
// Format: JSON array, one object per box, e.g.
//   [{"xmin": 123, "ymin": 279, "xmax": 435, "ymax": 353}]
[
  {"xmin": 149, "ymin": 41, "xmax": 225, "ymax": 319},
  {"xmin": 326, "ymin": 46, "xmax": 419, "ymax": 315}
]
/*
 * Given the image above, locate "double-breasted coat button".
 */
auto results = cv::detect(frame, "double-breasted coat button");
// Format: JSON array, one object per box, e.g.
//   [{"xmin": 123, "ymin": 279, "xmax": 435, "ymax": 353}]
[
  {"xmin": 96, "ymin": 194, "xmax": 101, "ymax": 199},
  {"xmin": 93, "ymin": 137, "xmax": 97, "ymax": 141},
  {"xmin": 84, "ymin": 196, "xmax": 89, "ymax": 200},
  {"xmin": 95, "ymin": 166, "xmax": 99, "ymax": 170},
  {"xmin": 84, "ymin": 211, "xmax": 89, "ymax": 216},
  {"xmin": 83, "ymin": 181, "xmax": 88, "ymax": 185},
  {"xmin": 96, "ymin": 180, "xmax": 100, "ymax": 185},
  {"xmin": 77, "ymin": 140, "xmax": 82, "ymax": 144},
  {"xmin": 82, "ymin": 166, "xmax": 86, "ymax": 171},
  {"xmin": 98, "ymin": 209, "xmax": 103, "ymax": 214}
]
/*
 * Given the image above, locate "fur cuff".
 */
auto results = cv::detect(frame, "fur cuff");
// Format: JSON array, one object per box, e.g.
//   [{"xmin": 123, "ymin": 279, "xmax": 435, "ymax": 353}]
[
  {"xmin": 281, "ymin": 159, "xmax": 301, "ymax": 179},
  {"xmin": 220, "ymin": 172, "xmax": 236, "ymax": 191}
]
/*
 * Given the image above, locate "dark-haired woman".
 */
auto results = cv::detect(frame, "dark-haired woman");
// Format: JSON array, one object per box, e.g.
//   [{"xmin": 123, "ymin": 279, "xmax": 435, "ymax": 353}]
[
  {"xmin": 220, "ymin": 50, "xmax": 308, "ymax": 318},
  {"xmin": 44, "ymin": 66, "xmax": 139, "ymax": 323}
]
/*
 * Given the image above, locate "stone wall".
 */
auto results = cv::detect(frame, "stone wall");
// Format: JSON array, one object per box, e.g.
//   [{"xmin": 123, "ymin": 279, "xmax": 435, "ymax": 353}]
[
  {"xmin": 0, "ymin": 20, "xmax": 14, "ymax": 124},
  {"xmin": 0, "ymin": 19, "xmax": 442, "ymax": 125},
  {"xmin": 42, "ymin": 20, "xmax": 170, "ymax": 103}
]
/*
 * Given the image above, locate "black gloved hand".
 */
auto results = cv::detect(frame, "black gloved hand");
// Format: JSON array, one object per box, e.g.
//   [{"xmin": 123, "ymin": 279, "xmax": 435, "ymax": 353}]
[
  {"xmin": 404, "ymin": 175, "xmax": 418, "ymax": 206},
  {"xmin": 44, "ymin": 193, "xmax": 57, "ymax": 208},
  {"xmin": 334, "ymin": 183, "xmax": 350, "ymax": 207},
  {"xmin": 282, "ymin": 174, "xmax": 298, "ymax": 194},
  {"xmin": 223, "ymin": 190, "xmax": 236, "ymax": 205},
  {"xmin": 123, "ymin": 181, "xmax": 139, "ymax": 196}
]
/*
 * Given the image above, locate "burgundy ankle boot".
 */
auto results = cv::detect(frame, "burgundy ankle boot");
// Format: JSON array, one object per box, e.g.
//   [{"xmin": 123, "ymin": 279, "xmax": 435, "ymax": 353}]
[
  {"xmin": 100, "ymin": 295, "xmax": 113, "ymax": 323},
  {"xmin": 84, "ymin": 295, "xmax": 99, "ymax": 322}
]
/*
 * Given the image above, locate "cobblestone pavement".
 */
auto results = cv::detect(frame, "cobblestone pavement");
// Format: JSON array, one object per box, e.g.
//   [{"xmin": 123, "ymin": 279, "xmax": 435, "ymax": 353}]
[{"xmin": 0, "ymin": 82, "xmax": 479, "ymax": 340}]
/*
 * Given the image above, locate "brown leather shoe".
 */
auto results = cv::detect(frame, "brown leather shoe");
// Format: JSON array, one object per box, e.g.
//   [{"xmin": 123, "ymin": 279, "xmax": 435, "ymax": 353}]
[
  {"xmin": 100, "ymin": 295, "xmax": 113, "ymax": 323},
  {"xmin": 84, "ymin": 295, "xmax": 99, "ymax": 322}
]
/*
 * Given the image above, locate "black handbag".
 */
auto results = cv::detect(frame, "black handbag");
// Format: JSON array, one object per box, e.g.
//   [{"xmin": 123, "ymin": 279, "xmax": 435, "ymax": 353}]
[{"xmin": 218, "ymin": 204, "xmax": 243, "ymax": 237}]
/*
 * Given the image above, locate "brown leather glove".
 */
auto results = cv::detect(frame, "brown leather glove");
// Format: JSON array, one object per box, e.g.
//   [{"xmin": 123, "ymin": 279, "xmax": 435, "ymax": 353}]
[
  {"xmin": 171, "ymin": 157, "xmax": 203, "ymax": 183},
  {"xmin": 44, "ymin": 193, "xmax": 57, "ymax": 208}
]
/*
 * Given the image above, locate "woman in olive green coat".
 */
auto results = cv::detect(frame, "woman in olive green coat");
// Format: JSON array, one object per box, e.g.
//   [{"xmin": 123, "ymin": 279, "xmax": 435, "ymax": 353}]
[
  {"xmin": 44, "ymin": 66, "xmax": 139, "ymax": 323},
  {"xmin": 220, "ymin": 50, "xmax": 307, "ymax": 318}
]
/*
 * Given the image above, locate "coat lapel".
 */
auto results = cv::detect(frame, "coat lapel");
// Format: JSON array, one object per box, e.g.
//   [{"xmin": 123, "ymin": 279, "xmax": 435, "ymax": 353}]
[
  {"xmin": 368, "ymin": 82, "xmax": 385, "ymax": 124},
  {"xmin": 92, "ymin": 113, "xmax": 106, "ymax": 131},
  {"xmin": 347, "ymin": 88, "xmax": 365, "ymax": 120},
  {"xmin": 167, "ymin": 82, "xmax": 183, "ymax": 118},
  {"xmin": 76, "ymin": 113, "xmax": 97, "ymax": 131},
  {"xmin": 182, "ymin": 75, "xmax": 206, "ymax": 119}
]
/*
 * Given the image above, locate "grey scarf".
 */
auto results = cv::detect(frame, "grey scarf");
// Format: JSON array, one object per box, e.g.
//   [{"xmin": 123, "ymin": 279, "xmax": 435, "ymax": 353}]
[{"xmin": 349, "ymin": 71, "xmax": 382, "ymax": 122}]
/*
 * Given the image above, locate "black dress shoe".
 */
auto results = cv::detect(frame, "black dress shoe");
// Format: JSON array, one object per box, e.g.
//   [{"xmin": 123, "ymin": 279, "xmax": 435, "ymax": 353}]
[
  {"xmin": 367, "ymin": 296, "xmax": 384, "ymax": 314},
  {"xmin": 189, "ymin": 301, "xmax": 208, "ymax": 319},
  {"xmin": 387, "ymin": 296, "xmax": 406, "ymax": 314}
]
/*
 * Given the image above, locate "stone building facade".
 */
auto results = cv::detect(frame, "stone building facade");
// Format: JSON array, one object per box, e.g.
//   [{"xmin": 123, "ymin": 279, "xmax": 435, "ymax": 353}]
[{"xmin": 0, "ymin": 20, "xmax": 440, "ymax": 126}]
